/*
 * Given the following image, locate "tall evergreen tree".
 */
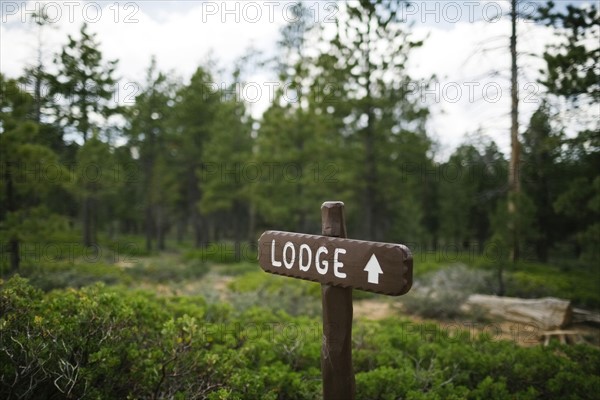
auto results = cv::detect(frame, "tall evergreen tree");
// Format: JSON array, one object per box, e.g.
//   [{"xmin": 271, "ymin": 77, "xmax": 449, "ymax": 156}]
[
  {"xmin": 536, "ymin": 1, "xmax": 599, "ymax": 103},
  {"xmin": 533, "ymin": 1, "xmax": 599, "ymax": 261},
  {"xmin": 253, "ymin": 3, "xmax": 347, "ymax": 234},
  {"xmin": 170, "ymin": 67, "xmax": 219, "ymax": 247},
  {"xmin": 0, "ymin": 75, "xmax": 68, "ymax": 272},
  {"xmin": 127, "ymin": 57, "xmax": 177, "ymax": 251},
  {"xmin": 521, "ymin": 103, "xmax": 564, "ymax": 261},
  {"xmin": 69, "ymin": 133, "xmax": 118, "ymax": 247},
  {"xmin": 439, "ymin": 141, "xmax": 507, "ymax": 250},
  {"xmin": 317, "ymin": 0, "xmax": 431, "ymax": 241},
  {"xmin": 48, "ymin": 23, "xmax": 119, "ymax": 246},
  {"xmin": 553, "ymin": 130, "xmax": 600, "ymax": 261},
  {"xmin": 49, "ymin": 23, "xmax": 119, "ymax": 143},
  {"xmin": 200, "ymin": 69, "xmax": 254, "ymax": 253}
]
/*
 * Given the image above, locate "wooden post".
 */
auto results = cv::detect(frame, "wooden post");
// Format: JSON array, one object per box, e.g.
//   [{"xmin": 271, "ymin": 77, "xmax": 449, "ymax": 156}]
[{"xmin": 320, "ymin": 201, "xmax": 355, "ymax": 400}]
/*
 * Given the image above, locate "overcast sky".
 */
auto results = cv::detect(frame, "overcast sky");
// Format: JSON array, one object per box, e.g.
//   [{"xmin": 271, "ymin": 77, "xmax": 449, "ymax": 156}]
[{"xmin": 1, "ymin": 1, "xmax": 596, "ymax": 159}]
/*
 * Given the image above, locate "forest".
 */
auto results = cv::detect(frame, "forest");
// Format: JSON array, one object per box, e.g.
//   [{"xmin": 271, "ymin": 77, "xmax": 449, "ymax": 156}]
[
  {"xmin": 1, "ymin": 1, "xmax": 599, "ymax": 399},
  {"xmin": 1, "ymin": 1, "xmax": 598, "ymax": 268}
]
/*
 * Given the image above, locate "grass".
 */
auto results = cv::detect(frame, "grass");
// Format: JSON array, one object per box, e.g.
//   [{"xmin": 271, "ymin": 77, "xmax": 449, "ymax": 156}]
[
  {"xmin": 506, "ymin": 261, "xmax": 600, "ymax": 308},
  {"xmin": 3, "ymin": 234, "xmax": 598, "ymax": 309},
  {"xmin": 411, "ymin": 249, "xmax": 600, "ymax": 309}
]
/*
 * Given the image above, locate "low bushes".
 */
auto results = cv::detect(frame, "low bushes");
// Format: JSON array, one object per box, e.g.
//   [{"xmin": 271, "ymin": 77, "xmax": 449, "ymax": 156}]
[
  {"xmin": 400, "ymin": 264, "xmax": 495, "ymax": 319},
  {"xmin": 2, "ymin": 276, "xmax": 600, "ymax": 399}
]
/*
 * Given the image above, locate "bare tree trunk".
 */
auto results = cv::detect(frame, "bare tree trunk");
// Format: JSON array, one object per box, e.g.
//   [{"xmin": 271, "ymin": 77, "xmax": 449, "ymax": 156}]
[
  {"xmin": 364, "ymin": 109, "xmax": 376, "ymax": 241},
  {"xmin": 464, "ymin": 295, "xmax": 572, "ymax": 331},
  {"xmin": 363, "ymin": 19, "xmax": 377, "ymax": 241},
  {"xmin": 508, "ymin": 0, "xmax": 521, "ymax": 263}
]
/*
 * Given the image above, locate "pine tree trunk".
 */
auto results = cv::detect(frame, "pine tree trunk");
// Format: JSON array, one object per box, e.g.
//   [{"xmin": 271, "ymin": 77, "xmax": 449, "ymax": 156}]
[
  {"xmin": 145, "ymin": 204, "xmax": 153, "ymax": 252},
  {"xmin": 188, "ymin": 166, "xmax": 203, "ymax": 248},
  {"xmin": 247, "ymin": 202, "xmax": 256, "ymax": 244},
  {"xmin": 156, "ymin": 206, "xmax": 166, "ymax": 251},
  {"xmin": 193, "ymin": 218, "xmax": 203, "ymax": 248},
  {"xmin": 363, "ymin": 20, "xmax": 376, "ymax": 241},
  {"xmin": 9, "ymin": 238, "xmax": 20, "ymax": 272},
  {"xmin": 364, "ymin": 115, "xmax": 376, "ymax": 240},
  {"xmin": 83, "ymin": 195, "xmax": 93, "ymax": 247},
  {"xmin": 5, "ymin": 164, "xmax": 20, "ymax": 271},
  {"xmin": 508, "ymin": 0, "xmax": 521, "ymax": 263},
  {"xmin": 234, "ymin": 212, "xmax": 241, "ymax": 263},
  {"xmin": 177, "ymin": 218, "xmax": 185, "ymax": 243}
]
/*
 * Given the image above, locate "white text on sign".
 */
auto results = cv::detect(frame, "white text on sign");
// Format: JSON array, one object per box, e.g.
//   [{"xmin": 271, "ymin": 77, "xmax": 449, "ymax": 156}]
[{"xmin": 270, "ymin": 240, "xmax": 347, "ymax": 279}]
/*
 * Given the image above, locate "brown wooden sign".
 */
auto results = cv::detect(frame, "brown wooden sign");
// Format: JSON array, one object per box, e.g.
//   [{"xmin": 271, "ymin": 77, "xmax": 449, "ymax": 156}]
[{"xmin": 258, "ymin": 230, "xmax": 412, "ymax": 296}]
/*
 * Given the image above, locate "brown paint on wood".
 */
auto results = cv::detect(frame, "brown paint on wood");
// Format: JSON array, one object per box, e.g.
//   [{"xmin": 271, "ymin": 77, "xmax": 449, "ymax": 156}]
[
  {"xmin": 257, "ymin": 230, "xmax": 412, "ymax": 296},
  {"xmin": 256, "ymin": 201, "xmax": 414, "ymax": 400},
  {"xmin": 320, "ymin": 201, "xmax": 354, "ymax": 400}
]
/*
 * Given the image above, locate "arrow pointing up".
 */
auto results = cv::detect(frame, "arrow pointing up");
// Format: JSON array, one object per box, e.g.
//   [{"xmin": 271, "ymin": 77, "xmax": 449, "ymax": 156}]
[{"xmin": 364, "ymin": 254, "xmax": 383, "ymax": 284}]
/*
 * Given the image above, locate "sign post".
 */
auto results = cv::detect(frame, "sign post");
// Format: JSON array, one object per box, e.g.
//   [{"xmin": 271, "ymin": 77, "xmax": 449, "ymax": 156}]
[
  {"xmin": 258, "ymin": 201, "xmax": 413, "ymax": 400},
  {"xmin": 320, "ymin": 201, "xmax": 354, "ymax": 400}
]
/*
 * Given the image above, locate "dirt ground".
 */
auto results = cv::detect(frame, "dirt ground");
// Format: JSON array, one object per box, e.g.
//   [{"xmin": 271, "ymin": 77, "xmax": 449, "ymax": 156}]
[{"xmin": 122, "ymin": 260, "xmax": 600, "ymax": 348}]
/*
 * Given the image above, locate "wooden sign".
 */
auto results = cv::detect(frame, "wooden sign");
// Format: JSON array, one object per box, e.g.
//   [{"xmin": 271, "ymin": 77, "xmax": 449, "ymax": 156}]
[
  {"xmin": 258, "ymin": 230, "xmax": 413, "ymax": 296},
  {"xmin": 258, "ymin": 202, "xmax": 414, "ymax": 400}
]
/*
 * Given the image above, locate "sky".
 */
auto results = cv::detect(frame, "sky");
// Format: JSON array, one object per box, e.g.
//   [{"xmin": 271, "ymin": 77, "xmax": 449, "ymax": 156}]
[{"xmin": 1, "ymin": 1, "xmax": 597, "ymax": 159}]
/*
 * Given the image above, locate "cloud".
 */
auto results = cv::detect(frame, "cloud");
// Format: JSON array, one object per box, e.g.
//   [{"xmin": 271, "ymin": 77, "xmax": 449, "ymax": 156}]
[
  {"xmin": 408, "ymin": 16, "xmax": 561, "ymax": 159},
  {"xmin": 1, "ymin": 1, "xmax": 592, "ymax": 160}
]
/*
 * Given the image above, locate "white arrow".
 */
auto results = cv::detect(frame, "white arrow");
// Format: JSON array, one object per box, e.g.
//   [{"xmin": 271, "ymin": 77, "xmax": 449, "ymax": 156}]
[{"xmin": 364, "ymin": 254, "xmax": 383, "ymax": 284}]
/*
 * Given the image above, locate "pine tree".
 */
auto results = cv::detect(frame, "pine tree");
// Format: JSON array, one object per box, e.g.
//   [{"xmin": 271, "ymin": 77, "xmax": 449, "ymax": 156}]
[
  {"xmin": 200, "ymin": 69, "xmax": 254, "ymax": 255},
  {"xmin": 126, "ymin": 57, "xmax": 177, "ymax": 251},
  {"xmin": 48, "ymin": 23, "xmax": 119, "ymax": 246},
  {"xmin": 536, "ymin": 1, "xmax": 599, "ymax": 103},
  {"xmin": 253, "ymin": 3, "xmax": 347, "ymax": 234},
  {"xmin": 170, "ymin": 67, "xmax": 220, "ymax": 247},
  {"xmin": 0, "ymin": 75, "xmax": 68, "ymax": 272},
  {"xmin": 49, "ymin": 23, "xmax": 119, "ymax": 143},
  {"xmin": 521, "ymin": 103, "xmax": 564, "ymax": 261},
  {"xmin": 317, "ymin": 0, "xmax": 431, "ymax": 241}
]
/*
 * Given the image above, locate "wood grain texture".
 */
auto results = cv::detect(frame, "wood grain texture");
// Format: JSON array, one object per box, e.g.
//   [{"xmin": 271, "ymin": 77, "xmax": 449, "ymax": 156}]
[
  {"xmin": 320, "ymin": 201, "xmax": 355, "ymax": 400},
  {"xmin": 257, "ymin": 230, "xmax": 412, "ymax": 296}
]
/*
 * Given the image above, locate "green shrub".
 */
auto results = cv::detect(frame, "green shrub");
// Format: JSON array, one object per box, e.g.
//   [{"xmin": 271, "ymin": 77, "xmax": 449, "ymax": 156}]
[
  {"xmin": 2, "ymin": 276, "xmax": 599, "ymax": 399},
  {"xmin": 102, "ymin": 233, "xmax": 152, "ymax": 258},
  {"xmin": 506, "ymin": 261, "xmax": 600, "ymax": 308},
  {"xmin": 184, "ymin": 242, "xmax": 257, "ymax": 265},
  {"xmin": 213, "ymin": 261, "xmax": 258, "ymax": 276},
  {"xmin": 228, "ymin": 271, "xmax": 322, "ymax": 317},
  {"xmin": 126, "ymin": 257, "xmax": 210, "ymax": 283},
  {"xmin": 18, "ymin": 260, "xmax": 130, "ymax": 291},
  {"xmin": 400, "ymin": 264, "xmax": 495, "ymax": 319}
]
